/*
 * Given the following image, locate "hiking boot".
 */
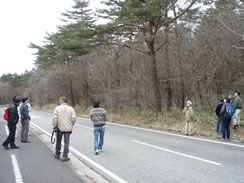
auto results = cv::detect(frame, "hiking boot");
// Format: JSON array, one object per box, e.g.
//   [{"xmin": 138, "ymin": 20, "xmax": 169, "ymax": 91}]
[
  {"xmin": 62, "ymin": 157, "xmax": 70, "ymax": 162},
  {"xmin": 2, "ymin": 144, "xmax": 9, "ymax": 150},
  {"xmin": 95, "ymin": 149, "xmax": 99, "ymax": 155},
  {"xmin": 54, "ymin": 154, "xmax": 60, "ymax": 159}
]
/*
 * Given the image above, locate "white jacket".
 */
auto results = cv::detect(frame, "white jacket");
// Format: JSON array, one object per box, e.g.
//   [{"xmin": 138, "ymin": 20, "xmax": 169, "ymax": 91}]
[{"xmin": 52, "ymin": 103, "xmax": 77, "ymax": 132}]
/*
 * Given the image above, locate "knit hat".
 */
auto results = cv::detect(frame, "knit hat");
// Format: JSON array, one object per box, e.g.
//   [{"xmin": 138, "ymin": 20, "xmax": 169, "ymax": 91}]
[{"xmin": 186, "ymin": 100, "xmax": 192, "ymax": 107}]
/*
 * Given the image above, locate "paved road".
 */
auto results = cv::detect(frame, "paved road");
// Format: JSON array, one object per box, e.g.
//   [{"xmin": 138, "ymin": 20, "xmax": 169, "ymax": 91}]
[
  {"xmin": 0, "ymin": 110, "xmax": 83, "ymax": 183},
  {"xmin": 14, "ymin": 110, "xmax": 244, "ymax": 183}
]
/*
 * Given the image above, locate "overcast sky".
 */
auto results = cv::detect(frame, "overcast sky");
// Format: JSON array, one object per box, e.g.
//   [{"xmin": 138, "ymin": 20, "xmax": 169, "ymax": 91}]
[{"xmin": 0, "ymin": 0, "xmax": 101, "ymax": 76}]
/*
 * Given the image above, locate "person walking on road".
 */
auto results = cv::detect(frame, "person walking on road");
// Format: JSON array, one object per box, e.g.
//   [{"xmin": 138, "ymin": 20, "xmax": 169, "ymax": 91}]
[
  {"xmin": 232, "ymin": 91, "xmax": 242, "ymax": 129},
  {"xmin": 183, "ymin": 101, "xmax": 194, "ymax": 136},
  {"xmin": 220, "ymin": 97, "xmax": 234, "ymax": 140},
  {"xmin": 90, "ymin": 101, "xmax": 108, "ymax": 155},
  {"xmin": 52, "ymin": 97, "xmax": 77, "ymax": 161},
  {"xmin": 20, "ymin": 97, "xmax": 31, "ymax": 143},
  {"xmin": 2, "ymin": 96, "xmax": 22, "ymax": 149},
  {"xmin": 215, "ymin": 99, "xmax": 224, "ymax": 134}
]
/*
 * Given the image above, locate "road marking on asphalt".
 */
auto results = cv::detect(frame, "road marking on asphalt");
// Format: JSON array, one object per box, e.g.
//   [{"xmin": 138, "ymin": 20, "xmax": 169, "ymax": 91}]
[
  {"xmin": 30, "ymin": 122, "xmax": 128, "ymax": 183},
  {"xmin": 5, "ymin": 125, "xmax": 9, "ymax": 135},
  {"xmin": 30, "ymin": 110, "xmax": 244, "ymax": 148},
  {"xmin": 11, "ymin": 155, "xmax": 24, "ymax": 183},
  {"xmin": 133, "ymin": 140, "xmax": 222, "ymax": 166},
  {"xmin": 76, "ymin": 124, "xmax": 93, "ymax": 130},
  {"xmin": 105, "ymin": 122, "xmax": 244, "ymax": 148}
]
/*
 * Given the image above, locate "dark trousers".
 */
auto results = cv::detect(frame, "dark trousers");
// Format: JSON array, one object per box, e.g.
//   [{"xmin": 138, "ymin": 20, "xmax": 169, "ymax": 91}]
[
  {"xmin": 55, "ymin": 131, "xmax": 71, "ymax": 157},
  {"xmin": 216, "ymin": 117, "xmax": 222, "ymax": 133},
  {"xmin": 21, "ymin": 119, "xmax": 29, "ymax": 142},
  {"xmin": 221, "ymin": 116, "xmax": 231, "ymax": 139},
  {"xmin": 2, "ymin": 123, "xmax": 17, "ymax": 147}
]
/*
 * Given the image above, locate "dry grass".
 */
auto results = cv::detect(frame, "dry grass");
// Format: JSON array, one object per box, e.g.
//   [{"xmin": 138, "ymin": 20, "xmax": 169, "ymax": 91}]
[{"xmin": 35, "ymin": 105, "xmax": 244, "ymax": 142}]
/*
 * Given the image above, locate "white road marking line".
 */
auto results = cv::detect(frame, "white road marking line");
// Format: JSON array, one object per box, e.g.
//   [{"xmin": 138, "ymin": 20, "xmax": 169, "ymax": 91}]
[
  {"xmin": 5, "ymin": 125, "xmax": 9, "ymax": 135},
  {"xmin": 30, "ymin": 110, "xmax": 244, "ymax": 148},
  {"xmin": 30, "ymin": 122, "xmax": 127, "ymax": 183},
  {"xmin": 11, "ymin": 155, "xmax": 24, "ymax": 183},
  {"xmin": 76, "ymin": 124, "xmax": 93, "ymax": 130},
  {"xmin": 133, "ymin": 140, "xmax": 222, "ymax": 166}
]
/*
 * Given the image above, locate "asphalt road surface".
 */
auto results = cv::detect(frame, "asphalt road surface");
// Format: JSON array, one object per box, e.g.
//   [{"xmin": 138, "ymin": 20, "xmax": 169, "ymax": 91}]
[
  {"xmin": 3, "ymin": 108, "xmax": 244, "ymax": 183},
  {"xmin": 0, "ymin": 109, "xmax": 83, "ymax": 183}
]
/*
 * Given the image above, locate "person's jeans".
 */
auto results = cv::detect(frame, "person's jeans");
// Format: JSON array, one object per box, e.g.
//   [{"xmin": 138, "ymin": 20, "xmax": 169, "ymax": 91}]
[
  {"xmin": 216, "ymin": 117, "xmax": 222, "ymax": 133},
  {"xmin": 94, "ymin": 126, "xmax": 105, "ymax": 151},
  {"xmin": 221, "ymin": 116, "xmax": 231, "ymax": 139},
  {"xmin": 55, "ymin": 131, "xmax": 71, "ymax": 157}
]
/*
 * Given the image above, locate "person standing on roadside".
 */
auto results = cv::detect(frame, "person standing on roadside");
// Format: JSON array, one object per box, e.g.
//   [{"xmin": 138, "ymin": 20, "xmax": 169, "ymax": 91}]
[
  {"xmin": 20, "ymin": 97, "xmax": 31, "ymax": 143},
  {"xmin": 220, "ymin": 97, "xmax": 234, "ymax": 140},
  {"xmin": 232, "ymin": 91, "xmax": 242, "ymax": 129},
  {"xmin": 52, "ymin": 97, "xmax": 77, "ymax": 161},
  {"xmin": 215, "ymin": 99, "xmax": 224, "ymax": 134},
  {"xmin": 2, "ymin": 96, "xmax": 22, "ymax": 149},
  {"xmin": 90, "ymin": 101, "xmax": 108, "ymax": 155},
  {"xmin": 183, "ymin": 101, "xmax": 194, "ymax": 136}
]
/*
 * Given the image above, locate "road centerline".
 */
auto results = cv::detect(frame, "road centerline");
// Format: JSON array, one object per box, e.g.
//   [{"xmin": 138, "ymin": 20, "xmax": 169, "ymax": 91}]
[{"xmin": 133, "ymin": 140, "xmax": 222, "ymax": 166}]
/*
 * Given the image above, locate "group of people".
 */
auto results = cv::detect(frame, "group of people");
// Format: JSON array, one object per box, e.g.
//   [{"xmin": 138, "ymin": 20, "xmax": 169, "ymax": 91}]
[
  {"xmin": 215, "ymin": 91, "xmax": 242, "ymax": 140},
  {"xmin": 52, "ymin": 97, "xmax": 107, "ymax": 161},
  {"xmin": 2, "ymin": 96, "xmax": 31, "ymax": 149},
  {"xmin": 183, "ymin": 91, "xmax": 242, "ymax": 140},
  {"xmin": 2, "ymin": 96, "xmax": 107, "ymax": 161}
]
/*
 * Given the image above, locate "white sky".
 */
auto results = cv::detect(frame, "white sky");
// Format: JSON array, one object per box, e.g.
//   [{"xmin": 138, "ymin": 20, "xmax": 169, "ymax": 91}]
[{"xmin": 0, "ymin": 0, "xmax": 101, "ymax": 76}]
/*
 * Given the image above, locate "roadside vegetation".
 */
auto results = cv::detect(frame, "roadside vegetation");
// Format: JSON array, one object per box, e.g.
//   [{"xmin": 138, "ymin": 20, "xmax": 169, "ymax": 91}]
[{"xmin": 0, "ymin": 1, "xmax": 244, "ymax": 142}]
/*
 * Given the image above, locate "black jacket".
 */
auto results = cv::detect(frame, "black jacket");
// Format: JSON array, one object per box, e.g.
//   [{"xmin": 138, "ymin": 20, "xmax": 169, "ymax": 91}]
[
  {"xmin": 8, "ymin": 103, "xmax": 19, "ymax": 125},
  {"xmin": 215, "ymin": 103, "xmax": 223, "ymax": 117}
]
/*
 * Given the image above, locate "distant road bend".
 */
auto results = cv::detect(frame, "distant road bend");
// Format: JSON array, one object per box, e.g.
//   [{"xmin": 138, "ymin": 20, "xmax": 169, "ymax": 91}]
[{"xmin": 29, "ymin": 110, "xmax": 244, "ymax": 183}]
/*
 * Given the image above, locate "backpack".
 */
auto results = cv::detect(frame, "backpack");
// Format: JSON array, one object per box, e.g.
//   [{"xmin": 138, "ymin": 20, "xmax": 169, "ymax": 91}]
[
  {"xmin": 225, "ymin": 103, "xmax": 234, "ymax": 117},
  {"xmin": 3, "ymin": 107, "xmax": 9, "ymax": 120}
]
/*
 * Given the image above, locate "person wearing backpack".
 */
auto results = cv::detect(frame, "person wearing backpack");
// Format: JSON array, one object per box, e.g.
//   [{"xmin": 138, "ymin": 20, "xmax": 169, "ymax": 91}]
[
  {"xmin": 2, "ymin": 96, "xmax": 22, "ymax": 149},
  {"xmin": 220, "ymin": 97, "xmax": 234, "ymax": 140},
  {"xmin": 183, "ymin": 101, "xmax": 194, "ymax": 136}
]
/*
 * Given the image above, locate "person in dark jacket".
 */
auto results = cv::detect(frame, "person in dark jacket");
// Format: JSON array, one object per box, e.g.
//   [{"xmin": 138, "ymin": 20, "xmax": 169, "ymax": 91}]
[
  {"xmin": 20, "ymin": 97, "xmax": 31, "ymax": 143},
  {"xmin": 220, "ymin": 97, "xmax": 232, "ymax": 140},
  {"xmin": 2, "ymin": 96, "xmax": 22, "ymax": 149},
  {"xmin": 215, "ymin": 99, "xmax": 224, "ymax": 133}
]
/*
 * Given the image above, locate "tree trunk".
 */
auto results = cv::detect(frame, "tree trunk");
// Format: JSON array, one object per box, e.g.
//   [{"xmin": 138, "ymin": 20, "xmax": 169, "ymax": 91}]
[
  {"xmin": 173, "ymin": 7, "xmax": 185, "ymax": 109},
  {"xmin": 165, "ymin": 22, "xmax": 172, "ymax": 112},
  {"xmin": 150, "ymin": 53, "xmax": 162, "ymax": 114}
]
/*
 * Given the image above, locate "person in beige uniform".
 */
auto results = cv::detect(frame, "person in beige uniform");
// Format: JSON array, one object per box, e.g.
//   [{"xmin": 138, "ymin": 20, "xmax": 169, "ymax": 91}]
[
  {"xmin": 52, "ymin": 97, "xmax": 76, "ymax": 161},
  {"xmin": 183, "ymin": 101, "xmax": 194, "ymax": 136}
]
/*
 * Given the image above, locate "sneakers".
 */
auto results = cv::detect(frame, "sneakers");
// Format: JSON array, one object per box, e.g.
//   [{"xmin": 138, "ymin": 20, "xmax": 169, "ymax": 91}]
[
  {"xmin": 98, "ymin": 149, "xmax": 103, "ymax": 152},
  {"xmin": 95, "ymin": 149, "xmax": 99, "ymax": 155},
  {"xmin": 62, "ymin": 157, "xmax": 70, "ymax": 162}
]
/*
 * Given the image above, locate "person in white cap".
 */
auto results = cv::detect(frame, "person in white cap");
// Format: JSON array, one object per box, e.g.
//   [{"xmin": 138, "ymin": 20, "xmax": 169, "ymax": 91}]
[{"xmin": 183, "ymin": 101, "xmax": 194, "ymax": 135}]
